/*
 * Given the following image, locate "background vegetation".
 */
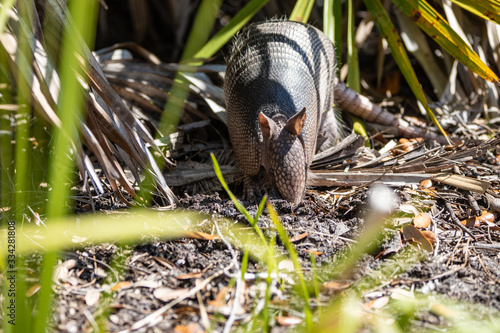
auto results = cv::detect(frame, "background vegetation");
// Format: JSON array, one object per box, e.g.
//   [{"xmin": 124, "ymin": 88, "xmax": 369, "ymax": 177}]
[{"xmin": 1, "ymin": 0, "xmax": 500, "ymax": 332}]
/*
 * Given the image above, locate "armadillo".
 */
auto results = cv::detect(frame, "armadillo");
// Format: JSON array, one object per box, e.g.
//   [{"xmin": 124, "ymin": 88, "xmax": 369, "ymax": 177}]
[{"xmin": 225, "ymin": 20, "xmax": 338, "ymax": 204}]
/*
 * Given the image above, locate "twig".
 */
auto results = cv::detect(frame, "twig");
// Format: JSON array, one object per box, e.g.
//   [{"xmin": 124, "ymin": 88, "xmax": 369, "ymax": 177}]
[
  {"xmin": 442, "ymin": 200, "xmax": 477, "ymax": 241},
  {"xmin": 466, "ymin": 192, "xmax": 481, "ymax": 216},
  {"xmin": 195, "ymin": 282, "xmax": 210, "ymax": 330},
  {"xmin": 473, "ymin": 243, "xmax": 500, "ymax": 251}
]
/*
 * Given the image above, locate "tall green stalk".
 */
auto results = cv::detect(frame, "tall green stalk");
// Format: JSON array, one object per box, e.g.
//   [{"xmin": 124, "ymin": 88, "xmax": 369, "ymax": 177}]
[
  {"xmin": 37, "ymin": 1, "xmax": 99, "ymax": 332},
  {"xmin": 14, "ymin": 0, "xmax": 34, "ymax": 223}
]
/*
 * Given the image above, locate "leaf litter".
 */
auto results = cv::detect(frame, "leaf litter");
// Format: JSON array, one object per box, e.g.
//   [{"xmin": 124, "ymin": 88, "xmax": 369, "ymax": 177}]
[{"xmin": 10, "ymin": 1, "xmax": 500, "ymax": 331}]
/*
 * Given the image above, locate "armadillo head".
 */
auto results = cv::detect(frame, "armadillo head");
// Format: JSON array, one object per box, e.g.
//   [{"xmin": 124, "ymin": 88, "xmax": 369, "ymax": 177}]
[{"xmin": 258, "ymin": 107, "xmax": 308, "ymax": 205}]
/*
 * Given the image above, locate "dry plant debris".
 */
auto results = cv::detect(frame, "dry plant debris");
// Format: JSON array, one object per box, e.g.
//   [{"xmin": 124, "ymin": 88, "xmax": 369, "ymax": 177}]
[{"xmin": 6, "ymin": 1, "xmax": 500, "ymax": 331}]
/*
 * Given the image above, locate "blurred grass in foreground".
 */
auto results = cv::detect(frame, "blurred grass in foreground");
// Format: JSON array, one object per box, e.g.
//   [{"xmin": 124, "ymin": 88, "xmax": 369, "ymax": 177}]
[{"xmin": 1, "ymin": 0, "xmax": 500, "ymax": 332}]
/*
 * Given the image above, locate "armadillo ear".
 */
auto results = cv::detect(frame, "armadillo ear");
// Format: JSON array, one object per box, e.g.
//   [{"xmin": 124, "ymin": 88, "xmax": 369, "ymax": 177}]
[
  {"xmin": 285, "ymin": 107, "xmax": 307, "ymax": 135},
  {"xmin": 258, "ymin": 112, "xmax": 273, "ymax": 139}
]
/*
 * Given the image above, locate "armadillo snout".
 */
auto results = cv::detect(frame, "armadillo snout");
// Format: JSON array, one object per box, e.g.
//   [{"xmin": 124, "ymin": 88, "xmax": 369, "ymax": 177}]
[{"xmin": 267, "ymin": 132, "xmax": 308, "ymax": 205}]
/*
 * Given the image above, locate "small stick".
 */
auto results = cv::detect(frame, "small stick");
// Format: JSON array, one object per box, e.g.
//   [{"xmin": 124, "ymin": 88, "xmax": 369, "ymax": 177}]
[
  {"xmin": 442, "ymin": 200, "xmax": 476, "ymax": 241},
  {"xmin": 466, "ymin": 192, "xmax": 481, "ymax": 216}
]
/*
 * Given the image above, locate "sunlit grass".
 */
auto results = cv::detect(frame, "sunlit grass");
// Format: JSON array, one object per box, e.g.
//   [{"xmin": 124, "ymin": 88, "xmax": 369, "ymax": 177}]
[{"xmin": 1, "ymin": 0, "xmax": 500, "ymax": 332}]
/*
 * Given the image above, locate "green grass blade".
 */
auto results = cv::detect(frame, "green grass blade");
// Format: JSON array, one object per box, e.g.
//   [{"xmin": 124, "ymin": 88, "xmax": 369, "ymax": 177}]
[
  {"xmin": 323, "ymin": 0, "xmax": 334, "ymax": 40},
  {"xmin": 347, "ymin": 0, "xmax": 369, "ymax": 141},
  {"xmin": 323, "ymin": 0, "xmax": 343, "ymax": 65},
  {"xmin": 181, "ymin": 0, "xmax": 223, "ymax": 60},
  {"xmin": 390, "ymin": 0, "xmax": 499, "ymax": 83},
  {"xmin": 364, "ymin": 0, "xmax": 449, "ymax": 141},
  {"xmin": 194, "ymin": 0, "xmax": 269, "ymax": 60},
  {"xmin": 450, "ymin": 0, "xmax": 500, "ymax": 24},
  {"xmin": 309, "ymin": 252, "xmax": 321, "ymax": 314},
  {"xmin": 34, "ymin": 251, "xmax": 58, "ymax": 333},
  {"xmin": 267, "ymin": 203, "xmax": 313, "ymax": 330},
  {"xmin": 290, "ymin": 0, "xmax": 315, "ymax": 23},
  {"xmin": 15, "ymin": 0, "xmax": 34, "ymax": 223},
  {"xmin": 210, "ymin": 153, "xmax": 268, "ymax": 245},
  {"xmin": 46, "ymin": 0, "xmax": 98, "ymax": 219},
  {"xmin": 347, "ymin": 0, "xmax": 360, "ymax": 92},
  {"xmin": 0, "ymin": 19, "xmax": 14, "ymax": 223},
  {"xmin": 333, "ymin": 0, "xmax": 342, "ymax": 63},
  {"xmin": 0, "ymin": 0, "xmax": 16, "ymax": 35},
  {"xmin": 38, "ymin": 1, "xmax": 99, "ymax": 332}
]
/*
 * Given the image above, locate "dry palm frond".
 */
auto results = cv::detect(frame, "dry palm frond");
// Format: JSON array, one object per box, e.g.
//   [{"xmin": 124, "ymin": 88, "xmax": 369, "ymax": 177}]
[
  {"xmin": 95, "ymin": 42, "xmax": 229, "ymax": 194},
  {"xmin": 312, "ymin": 135, "xmax": 500, "ymax": 192},
  {"xmin": 2, "ymin": 0, "xmax": 177, "ymax": 205}
]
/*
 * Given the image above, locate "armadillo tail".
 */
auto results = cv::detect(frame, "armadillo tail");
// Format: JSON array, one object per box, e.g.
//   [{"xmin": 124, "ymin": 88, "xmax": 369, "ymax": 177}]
[{"xmin": 334, "ymin": 82, "xmax": 448, "ymax": 144}]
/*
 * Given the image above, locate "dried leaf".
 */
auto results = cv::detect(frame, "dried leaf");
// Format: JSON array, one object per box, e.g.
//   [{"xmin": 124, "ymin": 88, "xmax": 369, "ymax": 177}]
[
  {"xmin": 26, "ymin": 284, "xmax": 41, "ymax": 297},
  {"xmin": 112, "ymin": 281, "xmax": 132, "ymax": 291},
  {"xmin": 154, "ymin": 287, "xmax": 189, "ymax": 302},
  {"xmin": 174, "ymin": 323, "xmax": 204, "ymax": 333},
  {"xmin": 290, "ymin": 232, "xmax": 308, "ymax": 242},
  {"xmin": 208, "ymin": 286, "xmax": 231, "ymax": 307},
  {"xmin": 177, "ymin": 272, "xmax": 202, "ymax": 280},
  {"xmin": 183, "ymin": 230, "xmax": 219, "ymax": 241},
  {"xmin": 322, "ymin": 281, "xmax": 351, "ymax": 293},
  {"xmin": 433, "ymin": 173, "xmax": 490, "ymax": 194},
  {"xmin": 363, "ymin": 296, "xmax": 390, "ymax": 310},
  {"xmin": 134, "ymin": 280, "xmax": 160, "ymax": 288},
  {"xmin": 421, "ymin": 230, "xmax": 437, "ymax": 244},
  {"xmin": 304, "ymin": 249, "xmax": 323, "ymax": 255},
  {"xmin": 461, "ymin": 217, "xmax": 478, "ymax": 227},
  {"xmin": 153, "ymin": 256, "xmax": 177, "ymax": 269},
  {"xmin": 400, "ymin": 204, "xmax": 420, "ymax": 216},
  {"xmin": 53, "ymin": 259, "xmax": 78, "ymax": 283},
  {"xmin": 413, "ymin": 213, "xmax": 431, "ymax": 229},
  {"xmin": 278, "ymin": 259, "xmax": 295, "ymax": 272},
  {"xmin": 419, "ymin": 179, "xmax": 433, "ymax": 188},
  {"xmin": 276, "ymin": 316, "xmax": 303, "ymax": 326},
  {"xmin": 401, "ymin": 224, "xmax": 433, "ymax": 252},
  {"xmin": 85, "ymin": 289, "xmax": 101, "ymax": 307},
  {"xmin": 476, "ymin": 211, "xmax": 497, "ymax": 225}
]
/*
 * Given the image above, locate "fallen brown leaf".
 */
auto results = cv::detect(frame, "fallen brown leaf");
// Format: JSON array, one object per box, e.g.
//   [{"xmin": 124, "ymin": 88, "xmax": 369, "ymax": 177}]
[
  {"xmin": 183, "ymin": 230, "xmax": 219, "ymax": 241},
  {"xmin": 26, "ymin": 284, "xmax": 41, "ymax": 297},
  {"xmin": 290, "ymin": 232, "xmax": 308, "ymax": 243},
  {"xmin": 177, "ymin": 272, "xmax": 203, "ymax": 280},
  {"xmin": 401, "ymin": 224, "xmax": 433, "ymax": 252},
  {"xmin": 322, "ymin": 281, "xmax": 350, "ymax": 294},
  {"xmin": 413, "ymin": 213, "xmax": 431, "ymax": 229},
  {"xmin": 421, "ymin": 230, "xmax": 437, "ymax": 244},
  {"xmin": 276, "ymin": 316, "xmax": 303, "ymax": 326},
  {"xmin": 461, "ymin": 217, "xmax": 479, "ymax": 227},
  {"xmin": 112, "ymin": 281, "xmax": 132, "ymax": 291},
  {"xmin": 419, "ymin": 179, "xmax": 433, "ymax": 188},
  {"xmin": 363, "ymin": 296, "xmax": 389, "ymax": 310},
  {"xmin": 153, "ymin": 287, "xmax": 189, "ymax": 302},
  {"xmin": 174, "ymin": 323, "xmax": 204, "ymax": 333}
]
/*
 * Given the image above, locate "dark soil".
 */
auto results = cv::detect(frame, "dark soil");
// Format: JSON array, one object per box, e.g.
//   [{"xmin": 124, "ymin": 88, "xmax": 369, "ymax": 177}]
[{"xmin": 52, "ymin": 163, "xmax": 500, "ymax": 332}]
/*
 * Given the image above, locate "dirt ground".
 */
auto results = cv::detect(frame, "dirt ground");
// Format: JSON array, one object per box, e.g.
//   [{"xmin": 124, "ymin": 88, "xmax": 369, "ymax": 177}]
[
  {"xmin": 52, "ymin": 142, "xmax": 500, "ymax": 332},
  {"xmin": 43, "ymin": 1, "xmax": 500, "ymax": 331}
]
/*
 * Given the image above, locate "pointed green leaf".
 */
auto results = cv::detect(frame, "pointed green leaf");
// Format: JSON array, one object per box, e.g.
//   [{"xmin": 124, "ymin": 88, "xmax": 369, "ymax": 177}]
[
  {"xmin": 290, "ymin": 0, "xmax": 315, "ymax": 23},
  {"xmin": 391, "ymin": 0, "xmax": 499, "ymax": 83},
  {"xmin": 193, "ymin": 0, "xmax": 269, "ymax": 60},
  {"xmin": 0, "ymin": 0, "xmax": 16, "ymax": 35},
  {"xmin": 364, "ymin": 0, "xmax": 449, "ymax": 140},
  {"xmin": 347, "ymin": 0, "xmax": 360, "ymax": 92},
  {"xmin": 450, "ymin": 0, "xmax": 500, "ymax": 23},
  {"xmin": 181, "ymin": 0, "xmax": 223, "ymax": 60}
]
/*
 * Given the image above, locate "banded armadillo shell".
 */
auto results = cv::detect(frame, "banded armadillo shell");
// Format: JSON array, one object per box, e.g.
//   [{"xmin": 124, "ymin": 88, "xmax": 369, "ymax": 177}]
[{"xmin": 225, "ymin": 20, "xmax": 337, "ymax": 178}]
